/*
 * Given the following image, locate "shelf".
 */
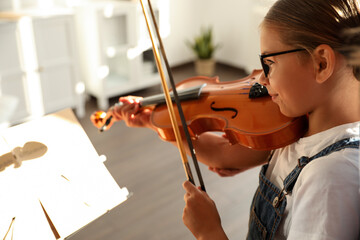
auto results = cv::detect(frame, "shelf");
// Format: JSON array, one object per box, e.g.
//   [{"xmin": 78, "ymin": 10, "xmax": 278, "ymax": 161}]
[
  {"xmin": 99, "ymin": 14, "xmax": 128, "ymax": 48},
  {"xmin": 104, "ymin": 73, "xmax": 160, "ymax": 98},
  {"xmin": 74, "ymin": 0, "xmax": 168, "ymax": 109},
  {"xmin": 104, "ymin": 74, "xmax": 129, "ymax": 96}
]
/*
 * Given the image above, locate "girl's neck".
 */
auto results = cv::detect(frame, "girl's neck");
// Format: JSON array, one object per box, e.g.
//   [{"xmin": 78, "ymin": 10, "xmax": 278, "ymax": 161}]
[{"xmin": 305, "ymin": 82, "xmax": 360, "ymax": 137}]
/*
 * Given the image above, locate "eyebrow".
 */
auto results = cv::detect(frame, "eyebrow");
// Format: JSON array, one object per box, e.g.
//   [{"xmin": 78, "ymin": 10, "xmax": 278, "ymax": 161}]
[
  {"xmin": 261, "ymin": 50, "xmax": 281, "ymax": 55},
  {"xmin": 260, "ymin": 49, "xmax": 277, "ymax": 55}
]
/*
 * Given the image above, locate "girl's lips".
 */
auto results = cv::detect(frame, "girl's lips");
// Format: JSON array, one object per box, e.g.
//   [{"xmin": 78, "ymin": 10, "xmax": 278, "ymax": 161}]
[{"xmin": 269, "ymin": 93, "xmax": 278, "ymax": 101}]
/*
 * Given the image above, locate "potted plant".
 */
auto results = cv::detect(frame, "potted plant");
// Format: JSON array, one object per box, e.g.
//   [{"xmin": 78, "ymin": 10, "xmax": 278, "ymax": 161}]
[{"xmin": 186, "ymin": 26, "xmax": 219, "ymax": 76}]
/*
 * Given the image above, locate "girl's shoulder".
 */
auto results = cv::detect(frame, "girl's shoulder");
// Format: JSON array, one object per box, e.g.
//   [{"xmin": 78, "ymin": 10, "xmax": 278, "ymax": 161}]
[
  {"xmin": 295, "ymin": 121, "xmax": 359, "ymax": 187},
  {"xmin": 300, "ymin": 147, "xmax": 358, "ymax": 182},
  {"xmin": 268, "ymin": 121, "xmax": 359, "ymax": 189},
  {"xmin": 293, "ymin": 121, "xmax": 359, "ymax": 157}
]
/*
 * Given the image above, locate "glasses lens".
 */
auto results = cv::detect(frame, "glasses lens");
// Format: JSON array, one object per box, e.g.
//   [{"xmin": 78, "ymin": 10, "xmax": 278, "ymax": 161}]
[{"xmin": 260, "ymin": 57, "xmax": 269, "ymax": 77}]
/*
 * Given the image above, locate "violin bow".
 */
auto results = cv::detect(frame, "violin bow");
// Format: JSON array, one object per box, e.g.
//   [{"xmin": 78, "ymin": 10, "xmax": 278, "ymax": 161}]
[{"xmin": 139, "ymin": 0, "xmax": 206, "ymax": 191}]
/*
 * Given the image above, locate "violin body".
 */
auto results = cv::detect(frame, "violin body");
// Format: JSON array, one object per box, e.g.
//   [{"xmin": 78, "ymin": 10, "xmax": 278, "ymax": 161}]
[
  {"xmin": 150, "ymin": 70, "xmax": 308, "ymax": 150},
  {"xmin": 91, "ymin": 70, "xmax": 308, "ymax": 151}
]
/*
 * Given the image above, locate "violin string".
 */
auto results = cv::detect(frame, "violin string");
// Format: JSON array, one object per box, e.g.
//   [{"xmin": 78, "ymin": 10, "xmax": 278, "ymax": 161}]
[
  {"xmin": 146, "ymin": 0, "xmax": 206, "ymax": 192},
  {"xmin": 139, "ymin": 0, "xmax": 196, "ymax": 187}
]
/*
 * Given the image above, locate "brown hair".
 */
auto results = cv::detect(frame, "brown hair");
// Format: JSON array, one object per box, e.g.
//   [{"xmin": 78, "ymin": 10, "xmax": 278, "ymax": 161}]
[{"xmin": 262, "ymin": 0, "xmax": 360, "ymax": 80}]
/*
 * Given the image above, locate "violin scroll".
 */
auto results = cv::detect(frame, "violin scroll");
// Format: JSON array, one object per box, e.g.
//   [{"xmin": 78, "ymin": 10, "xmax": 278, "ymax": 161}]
[
  {"xmin": 90, "ymin": 110, "xmax": 114, "ymax": 132},
  {"xmin": 91, "ymin": 98, "xmax": 147, "ymax": 132}
]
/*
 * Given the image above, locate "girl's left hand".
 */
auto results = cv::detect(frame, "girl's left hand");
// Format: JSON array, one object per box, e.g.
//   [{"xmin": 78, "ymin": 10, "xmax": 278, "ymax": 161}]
[
  {"xmin": 182, "ymin": 181, "xmax": 228, "ymax": 240},
  {"xmin": 208, "ymin": 166, "xmax": 245, "ymax": 177}
]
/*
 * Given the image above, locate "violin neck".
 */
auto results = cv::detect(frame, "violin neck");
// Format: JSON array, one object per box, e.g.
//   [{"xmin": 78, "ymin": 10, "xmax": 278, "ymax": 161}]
[{"xmin": 140, "ymin": 83, "xmax": 206, "ymax": 106}]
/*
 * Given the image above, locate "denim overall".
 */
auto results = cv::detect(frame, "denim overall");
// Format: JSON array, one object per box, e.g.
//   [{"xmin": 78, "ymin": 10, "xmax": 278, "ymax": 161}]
[{"xmin": 247, "ymin": 137, "xmax": 359, "ymax": 240}]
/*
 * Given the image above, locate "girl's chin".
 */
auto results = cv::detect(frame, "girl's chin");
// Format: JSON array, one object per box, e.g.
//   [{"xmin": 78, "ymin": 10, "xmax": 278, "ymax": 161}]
[{"xmin": 278, "ymin": 105, "xmax": 300, "ymax": 118}]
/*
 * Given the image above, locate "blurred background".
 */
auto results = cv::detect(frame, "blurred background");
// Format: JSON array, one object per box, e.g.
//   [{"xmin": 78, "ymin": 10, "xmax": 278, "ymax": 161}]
[{"xmin": 0, "ymin": 0, "xmax": 275, "ymax": 239}]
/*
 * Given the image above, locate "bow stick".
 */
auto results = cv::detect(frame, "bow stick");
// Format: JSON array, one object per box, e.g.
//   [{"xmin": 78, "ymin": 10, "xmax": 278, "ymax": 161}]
[{"xmin": 139, "ymin": 0, "xmax": 206, "ymax": 191}]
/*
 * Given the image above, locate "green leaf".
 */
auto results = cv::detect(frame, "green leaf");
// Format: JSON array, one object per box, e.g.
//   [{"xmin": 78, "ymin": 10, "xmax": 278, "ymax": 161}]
[{"xmin": 185, "ymin": 26, "xmax": 219, "ymax": 59}]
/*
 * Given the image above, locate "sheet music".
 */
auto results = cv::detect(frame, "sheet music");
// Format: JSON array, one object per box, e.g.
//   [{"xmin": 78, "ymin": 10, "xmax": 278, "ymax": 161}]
[{"xmin": 0, "ymin": 109, "xmax": 129, "ymax": 239}]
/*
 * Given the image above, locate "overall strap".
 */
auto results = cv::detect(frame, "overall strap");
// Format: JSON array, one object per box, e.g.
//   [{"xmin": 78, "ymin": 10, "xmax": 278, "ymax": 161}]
[{"xmin": 283, "ymin": 137, "xmax": 359, "ymax": 193}]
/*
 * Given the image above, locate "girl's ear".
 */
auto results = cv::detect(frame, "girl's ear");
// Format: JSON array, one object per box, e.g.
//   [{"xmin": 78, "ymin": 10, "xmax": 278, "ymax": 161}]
[{"xmin": 313, "ymin": 44, "xmax": 335, "ymax": 83}]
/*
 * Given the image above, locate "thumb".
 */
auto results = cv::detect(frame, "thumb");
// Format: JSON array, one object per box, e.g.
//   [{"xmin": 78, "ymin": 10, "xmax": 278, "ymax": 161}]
[{"xmin": 182, "ymin": 181, "xmax": 197, "ymax": 194}]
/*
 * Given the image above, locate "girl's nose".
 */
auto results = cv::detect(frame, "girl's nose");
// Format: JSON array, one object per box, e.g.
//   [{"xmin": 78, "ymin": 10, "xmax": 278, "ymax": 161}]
[{"xmin": 259, "ymin": 70, "xmax": 269, "ymax": 86}]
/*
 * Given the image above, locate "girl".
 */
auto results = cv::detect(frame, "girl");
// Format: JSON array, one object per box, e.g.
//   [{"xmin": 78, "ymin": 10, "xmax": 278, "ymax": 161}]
[
  {"xmin": 183, "ymin": 0, "xmax": 360, "ymax": 239},
  {"xmin": 105, "ymin": 0, "xmax": 360, "ymax": 239}
]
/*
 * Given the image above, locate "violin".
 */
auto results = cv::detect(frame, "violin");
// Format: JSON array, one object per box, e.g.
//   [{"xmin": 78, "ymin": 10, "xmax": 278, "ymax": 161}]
[{"xmin": 91, "ymin": 69, "xmax": 308, "ymax": 151}]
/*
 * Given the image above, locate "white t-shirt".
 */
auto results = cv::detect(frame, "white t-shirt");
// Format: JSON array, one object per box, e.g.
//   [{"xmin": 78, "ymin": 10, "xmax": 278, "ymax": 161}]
[{"xmin": 265, "ymin": 122, "xmax": 360, "ymax": 240}]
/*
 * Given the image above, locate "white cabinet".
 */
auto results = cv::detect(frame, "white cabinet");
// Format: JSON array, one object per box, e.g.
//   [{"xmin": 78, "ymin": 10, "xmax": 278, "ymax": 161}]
[
  {"xmin": 32, "ymin": 14, "xmax": 84, "ymax": 115},
  {"xmin": 0, "ymin": 10, "xmax": 85, "ymax": 126},
  {"xmin": 0, "ymin": 21, "xmax": 29, "ymax": 123},
  {"xmin": 74, "ymin": 0, "xmax": 169, "ymax": 109}
]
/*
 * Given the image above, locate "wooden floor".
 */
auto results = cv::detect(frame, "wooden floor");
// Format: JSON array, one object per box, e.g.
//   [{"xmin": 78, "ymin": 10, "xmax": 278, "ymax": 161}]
[{"xmin": 72, "ymin": 63, "xmax": 261, "ymax": 240}]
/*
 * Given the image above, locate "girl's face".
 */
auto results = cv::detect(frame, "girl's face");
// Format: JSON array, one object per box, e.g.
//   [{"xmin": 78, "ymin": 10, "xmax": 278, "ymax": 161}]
[{"xmin": 259, "ymin": 26, "xmax": 319, "ymax": 117}]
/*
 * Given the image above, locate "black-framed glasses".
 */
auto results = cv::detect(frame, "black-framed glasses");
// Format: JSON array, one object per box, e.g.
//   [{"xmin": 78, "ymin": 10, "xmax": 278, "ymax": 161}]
[{"xmin": 259, "ymin": 48, "xmax": 306, "ymax": 77}]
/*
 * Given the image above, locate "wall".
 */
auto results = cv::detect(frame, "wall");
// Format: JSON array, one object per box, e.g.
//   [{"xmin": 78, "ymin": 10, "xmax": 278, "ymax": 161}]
[
  {"xmin": 0, "ymin": 0, "xmax": 274, "ymax": 72},
  {"xmin": 162, "ymin": 0, "xmax": 201, "ymax": 67},
  {"xmin": 202, "ymin": 0, "xmax": 257, "ymax": 72},
  {"xmin": 166, "ymin": 0, "xmax": 275, "ymax": 73}
]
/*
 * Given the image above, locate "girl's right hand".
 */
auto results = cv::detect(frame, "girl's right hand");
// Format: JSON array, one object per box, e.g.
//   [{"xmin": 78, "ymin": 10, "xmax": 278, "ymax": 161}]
[
  {"xmin": 111, "ymin": 96, "xmax": 153, "ymax": 129},
  {"xmin": 182, "ymin": 181, "xmax": 228, "ymax": 240}
]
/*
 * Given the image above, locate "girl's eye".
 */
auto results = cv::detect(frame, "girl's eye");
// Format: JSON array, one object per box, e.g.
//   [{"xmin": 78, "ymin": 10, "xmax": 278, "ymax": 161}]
[{"xmin": 264, "ymin": 59, "xmax": 274, "ymax": 66}]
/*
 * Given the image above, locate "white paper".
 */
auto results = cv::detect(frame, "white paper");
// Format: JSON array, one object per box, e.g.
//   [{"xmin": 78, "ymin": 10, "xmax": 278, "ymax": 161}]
[{"xmin": 0, "ymin": 109, "xmax": 129, "ymax": 239}]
